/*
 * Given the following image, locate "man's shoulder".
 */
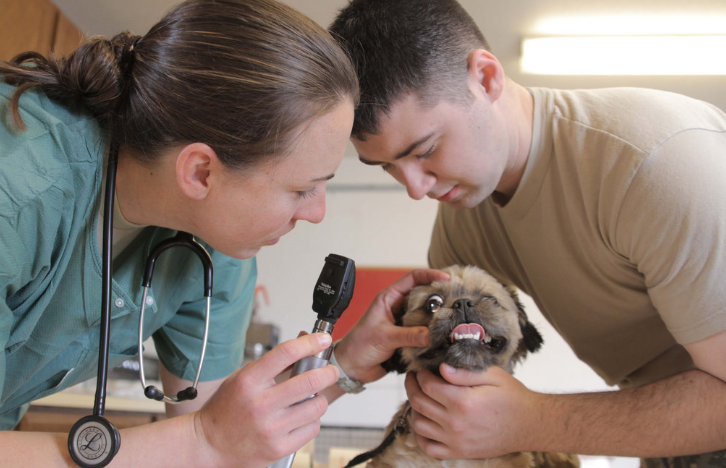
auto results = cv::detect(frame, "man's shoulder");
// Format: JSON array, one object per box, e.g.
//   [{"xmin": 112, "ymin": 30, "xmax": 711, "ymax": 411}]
[{"xmin": 532, "ymin": 86, "xmax": 726, "ymax": 154}]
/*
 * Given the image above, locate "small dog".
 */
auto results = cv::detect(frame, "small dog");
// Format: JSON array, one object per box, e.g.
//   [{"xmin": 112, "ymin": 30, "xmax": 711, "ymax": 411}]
[{"xmin": 348, "ymin": 265, "xmax": 579, "ymax": 468}]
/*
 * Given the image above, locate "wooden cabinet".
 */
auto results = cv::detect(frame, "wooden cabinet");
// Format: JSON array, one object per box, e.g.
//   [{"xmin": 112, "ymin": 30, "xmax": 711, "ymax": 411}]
[
  {"xmin": 0, "ymin": 0, "xmax": 84, "ymax": 61},
  {"xmin": 15, "ymin": 393, "xmax": 167, "ymax": 432},
  {"xmin": 16, "ymin": 406, "xmax": 165, "ymax": 432}
]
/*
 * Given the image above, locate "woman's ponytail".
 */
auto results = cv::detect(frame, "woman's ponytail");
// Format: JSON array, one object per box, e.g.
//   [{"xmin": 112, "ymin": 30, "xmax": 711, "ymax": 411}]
[{"xmin": 0, "ymin": 32, "xmax": 140, "ymax": 131}]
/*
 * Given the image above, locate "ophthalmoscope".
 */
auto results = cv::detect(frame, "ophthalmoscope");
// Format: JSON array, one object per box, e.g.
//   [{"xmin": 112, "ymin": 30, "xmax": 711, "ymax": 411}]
[{"xmin": 268, "ymin": 253, "xmax": 356, "ymax": 468}]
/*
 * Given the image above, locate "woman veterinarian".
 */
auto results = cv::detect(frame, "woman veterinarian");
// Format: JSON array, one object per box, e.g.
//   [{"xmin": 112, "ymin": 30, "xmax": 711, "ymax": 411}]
[{"xmin": 0, "ymin": 0, "xmax": 447, "ymax": 466}]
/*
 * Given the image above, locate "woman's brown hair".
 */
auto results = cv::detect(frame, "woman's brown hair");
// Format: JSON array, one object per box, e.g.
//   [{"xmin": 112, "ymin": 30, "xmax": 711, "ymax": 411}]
[{"xmin": 0, "ymin": 0, "xmax": 359, "ymax": 169}]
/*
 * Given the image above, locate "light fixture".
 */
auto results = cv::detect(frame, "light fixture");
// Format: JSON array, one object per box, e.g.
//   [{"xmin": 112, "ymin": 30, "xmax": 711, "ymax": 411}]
[
  {"xmin": 521, "ymin": 14, "xmax": 726, "ymax": 76},
  {"xmin": 521, "ymin": 35, "xmax": 726, "ymax": 75}
]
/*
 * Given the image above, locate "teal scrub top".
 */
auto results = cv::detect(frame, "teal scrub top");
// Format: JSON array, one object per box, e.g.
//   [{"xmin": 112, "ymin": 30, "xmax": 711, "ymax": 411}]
[{"xmin": 0, "ymin": 81, "xmax": 256, "ymax": 429}]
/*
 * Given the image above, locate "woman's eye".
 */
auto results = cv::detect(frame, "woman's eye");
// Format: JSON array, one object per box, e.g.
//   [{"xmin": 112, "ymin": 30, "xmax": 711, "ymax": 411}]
[
  {"xmin": 424, "ymin": 294, "xmax": 444, "ymax": 313},
  {"xmin": 297, "ymin": 186, "xmax": 318, "ymax": 199}
]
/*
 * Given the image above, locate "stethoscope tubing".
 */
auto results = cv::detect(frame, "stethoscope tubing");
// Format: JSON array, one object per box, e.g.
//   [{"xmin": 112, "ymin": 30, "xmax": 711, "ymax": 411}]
[
  {"xmin": 137, "ymin": 291, "xmax": 212, "ymax": 402},
  {"xmin": 93, "ymin": 138, "xmax": 120, "ymax": 418}
]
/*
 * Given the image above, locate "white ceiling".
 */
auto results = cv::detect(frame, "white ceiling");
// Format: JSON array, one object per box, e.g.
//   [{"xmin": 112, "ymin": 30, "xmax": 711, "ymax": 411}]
[{"xmin": 50, "ymin": 0, "xmax": 726, "ymax": 111}]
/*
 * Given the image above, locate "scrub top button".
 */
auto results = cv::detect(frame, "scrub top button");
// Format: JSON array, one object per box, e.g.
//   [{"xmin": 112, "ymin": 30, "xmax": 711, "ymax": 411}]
[
  {"xmin": 114, "ymin": 298, "xmax": 125, "ymax": 308},
  {"xmin": 145, "ymin": 296, "xmax": 154, "ymax": 306}
]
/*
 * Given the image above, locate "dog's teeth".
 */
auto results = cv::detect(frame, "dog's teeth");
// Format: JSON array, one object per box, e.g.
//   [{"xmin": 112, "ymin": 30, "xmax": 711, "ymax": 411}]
[
  {"xmin": 453, "ymin": 332, "xmax": 483, "ymax": 341},
  {"xmin": 483, "ymin": 335, "xmax": 492, "ymax": 343}
]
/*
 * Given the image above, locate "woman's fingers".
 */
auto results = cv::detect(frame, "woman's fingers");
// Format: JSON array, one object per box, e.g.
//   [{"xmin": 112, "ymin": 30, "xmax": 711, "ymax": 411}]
[{"xmin": 245, "ymin": 333, "xmax": 333, "ymax": 389}]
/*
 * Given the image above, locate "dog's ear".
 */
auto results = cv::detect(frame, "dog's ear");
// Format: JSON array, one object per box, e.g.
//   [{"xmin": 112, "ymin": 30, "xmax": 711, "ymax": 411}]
[
  {"xmin": 381, "ymin": 298, "xmax": 409, "ymax": 374},
  {"xmin": 506, "ymin": 286, "xmax": 544, "ymax": 354}
]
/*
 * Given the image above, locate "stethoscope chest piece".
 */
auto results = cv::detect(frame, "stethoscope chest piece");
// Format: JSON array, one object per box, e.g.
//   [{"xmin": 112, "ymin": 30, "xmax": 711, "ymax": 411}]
[{"xmin": 68, "ymin": 415, "xmax": 120, "ymax": 468}]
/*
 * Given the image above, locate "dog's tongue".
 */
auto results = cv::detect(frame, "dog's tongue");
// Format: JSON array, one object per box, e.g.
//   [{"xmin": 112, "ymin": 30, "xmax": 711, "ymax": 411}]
[{"xmin": 450, "ymin": 323, "xmax": 486, "ymax": 342}]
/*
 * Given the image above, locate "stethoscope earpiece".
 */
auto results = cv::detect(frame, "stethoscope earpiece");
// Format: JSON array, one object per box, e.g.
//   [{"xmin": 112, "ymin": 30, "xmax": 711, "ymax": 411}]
[{"xmin": 143, "ymin": 386, "xmax": 164, "ymax": 401}]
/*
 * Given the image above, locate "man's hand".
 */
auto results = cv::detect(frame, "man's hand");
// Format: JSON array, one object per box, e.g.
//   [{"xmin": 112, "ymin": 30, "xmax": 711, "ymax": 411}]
[
  {"xmin": 405, "ymin": 364, "xmax": 541, "ymax": 459},
  {"xmin": 333, "ymin": 268, "xmax": 450, "ymax": 384}
]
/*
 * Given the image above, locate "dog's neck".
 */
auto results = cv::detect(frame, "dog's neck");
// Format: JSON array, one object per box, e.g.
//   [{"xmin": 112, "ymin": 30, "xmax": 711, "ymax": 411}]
[{"xmin": 342, "ymin": 402, "xmax": 412, "ymax": 468}]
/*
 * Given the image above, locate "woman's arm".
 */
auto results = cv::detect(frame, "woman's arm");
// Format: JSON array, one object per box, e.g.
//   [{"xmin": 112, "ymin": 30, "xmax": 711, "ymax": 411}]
[
  {"xmin": 160, "ymin": 365, "xmax": 225, "ymax": 417},
  {"xmin": 1, "ymin": 333, "xmax": 338, "ymax": 468}
]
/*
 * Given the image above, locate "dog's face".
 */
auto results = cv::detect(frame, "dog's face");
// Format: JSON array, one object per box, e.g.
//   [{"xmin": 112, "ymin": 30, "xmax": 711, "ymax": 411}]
[{"xmin": 385, "ymin": 265, "xmax": 543, "ymax": 375}]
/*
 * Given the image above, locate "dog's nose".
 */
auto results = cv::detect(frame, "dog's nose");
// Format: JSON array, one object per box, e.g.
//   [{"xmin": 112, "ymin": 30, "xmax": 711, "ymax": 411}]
[{"xmin": 452, "ymin": 299, "xmax": 475, "ymax": 310}]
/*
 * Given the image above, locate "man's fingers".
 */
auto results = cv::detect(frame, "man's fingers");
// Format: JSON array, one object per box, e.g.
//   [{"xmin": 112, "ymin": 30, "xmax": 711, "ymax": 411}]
[
  {"xmin": 405, "ymin": 371, "xmax": 447, "ymax": 418},
  {"xmin": 414, "ymin": 432, "xmax": 451, "ymax": 460},
  {"xmin": 391, "ymin": 325, "xmax": 430, "ymax": 348},
  {"xmin": 439, "ymin": 363, "xmax": 505, "ymax": 387},
  {"xmin": 379, "ymin": 269, "xmax": 450, "ymax": 315}
]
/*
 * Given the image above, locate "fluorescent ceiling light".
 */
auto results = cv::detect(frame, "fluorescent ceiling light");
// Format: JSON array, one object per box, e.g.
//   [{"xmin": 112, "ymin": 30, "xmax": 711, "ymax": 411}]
[
  {"xmin": 521, "ymin": 35, "xmax": 726, "ymax": 75},
  {"xmin": 533, "ymin": 15, "xmax": 726, "ymax": 36}
]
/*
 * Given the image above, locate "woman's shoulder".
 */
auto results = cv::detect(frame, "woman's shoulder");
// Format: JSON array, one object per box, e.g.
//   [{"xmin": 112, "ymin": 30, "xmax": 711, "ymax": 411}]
[{"xmin": 1, "ymin": 81, "xmax": 105, "ymax": 213}]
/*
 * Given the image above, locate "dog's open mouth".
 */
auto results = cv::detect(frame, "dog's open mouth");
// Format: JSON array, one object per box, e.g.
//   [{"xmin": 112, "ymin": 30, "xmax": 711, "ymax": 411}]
[{"xmin": 450, "ymin": 323, "xmax": 507, "ymax": 353}]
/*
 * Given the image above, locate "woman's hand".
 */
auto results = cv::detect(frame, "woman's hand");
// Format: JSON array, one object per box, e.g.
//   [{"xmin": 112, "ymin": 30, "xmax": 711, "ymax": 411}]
[
  {"xmin": 193, "ymin": 332, "xmax": 339, "ymax": 467},
  {"xmin": 405, "ymin": 364, "xmax": 542, "ymax": 460},
  {"xmin": 333, "ymin": 268, "xmax": 450, "ymax": 384}
]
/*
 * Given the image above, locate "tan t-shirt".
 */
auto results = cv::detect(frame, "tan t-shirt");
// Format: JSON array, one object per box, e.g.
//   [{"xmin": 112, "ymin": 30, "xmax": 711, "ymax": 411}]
[{"xmin": 429, "ymin": 87, "xmax": 726, "ymax": 388}]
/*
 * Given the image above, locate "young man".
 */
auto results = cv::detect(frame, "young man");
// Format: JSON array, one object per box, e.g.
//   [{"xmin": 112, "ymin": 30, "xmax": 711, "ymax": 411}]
[{"xmin": 330, "ymin": 1, "xmax": 726, "ymax": 467}]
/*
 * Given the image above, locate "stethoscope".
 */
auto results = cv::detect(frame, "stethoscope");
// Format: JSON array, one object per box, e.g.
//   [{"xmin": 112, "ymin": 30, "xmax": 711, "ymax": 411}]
[{"xmin": 67, "ymin": 136, "xmax": 214, "ymax": 468}]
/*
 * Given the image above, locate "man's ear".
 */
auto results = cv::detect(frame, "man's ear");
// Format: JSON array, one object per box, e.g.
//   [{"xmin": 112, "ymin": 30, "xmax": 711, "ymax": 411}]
[
  {"xmin": 175, "ymin": 143, "xmax": 218, "ymax": 200},
  {"xmin": 467, "ymin": 48, "xmax": 505, "ymax": 102}
]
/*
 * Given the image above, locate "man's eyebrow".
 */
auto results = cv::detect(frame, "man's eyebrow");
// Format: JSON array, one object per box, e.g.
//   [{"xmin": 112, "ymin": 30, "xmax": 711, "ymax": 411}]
[{"xmin": 358, "ymin": 132, "xmax": 436, "ymax": 166}]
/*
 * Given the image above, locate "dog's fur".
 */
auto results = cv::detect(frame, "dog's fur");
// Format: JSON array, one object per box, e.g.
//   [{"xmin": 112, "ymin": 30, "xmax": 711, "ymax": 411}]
[{"xmin": 365, "ymin": 265, "xmax": 579, "ymax": 468}]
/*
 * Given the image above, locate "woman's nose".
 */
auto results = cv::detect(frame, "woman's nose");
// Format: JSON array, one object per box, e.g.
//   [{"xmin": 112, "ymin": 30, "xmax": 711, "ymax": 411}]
[{"xmin": 296, "ymin": 187, "xmax": 326, "ymax": 224}]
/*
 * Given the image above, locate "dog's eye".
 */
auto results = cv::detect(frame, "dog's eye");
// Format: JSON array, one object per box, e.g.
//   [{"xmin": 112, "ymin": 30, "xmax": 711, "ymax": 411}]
[
  {"xmin": 424, "ymin": 294, "xmax": 444, "ymax": 313},
  {"xmin": 482, "ymin": 295, "xmax": 499, "ymax": 306}
]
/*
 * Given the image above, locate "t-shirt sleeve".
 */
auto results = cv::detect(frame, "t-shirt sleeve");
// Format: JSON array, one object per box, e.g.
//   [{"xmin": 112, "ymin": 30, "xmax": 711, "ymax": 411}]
[
  {"xmin": 616, "ymin": 128, "xmax": 726, "ymax": 345},
  {"xmin": 152, "ymin": 254, "xmax": 257, "ymax": 381}
]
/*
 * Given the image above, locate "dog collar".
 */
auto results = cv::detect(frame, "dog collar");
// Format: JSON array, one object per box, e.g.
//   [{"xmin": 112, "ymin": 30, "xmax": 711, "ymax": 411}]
[{"xmin": 330, "ymin": 341, "xmax": 366, "ymax": 394}]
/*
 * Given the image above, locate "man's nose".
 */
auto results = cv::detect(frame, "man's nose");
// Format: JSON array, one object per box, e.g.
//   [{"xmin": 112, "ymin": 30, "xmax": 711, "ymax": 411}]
[{"xmin": 398, "ymin": 165, "xmax": 434, "ymax": 201}]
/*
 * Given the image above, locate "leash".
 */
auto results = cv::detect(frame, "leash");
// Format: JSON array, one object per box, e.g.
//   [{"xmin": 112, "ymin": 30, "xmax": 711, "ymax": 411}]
[{"xmin": 343, "ymin": 403, "xmax": 412, "ymax": 468}]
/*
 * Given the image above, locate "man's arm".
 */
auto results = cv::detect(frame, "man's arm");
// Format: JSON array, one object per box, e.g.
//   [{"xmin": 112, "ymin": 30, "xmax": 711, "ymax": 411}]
[{"xmin": 406, "ymin": 329, "xmax": 726, "ymax": 460}]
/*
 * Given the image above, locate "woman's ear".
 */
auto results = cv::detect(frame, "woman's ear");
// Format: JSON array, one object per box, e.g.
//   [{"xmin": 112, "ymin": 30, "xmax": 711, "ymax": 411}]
[
  {"xmin": 467, "ymin": 48, "xmax": 505, "ymax": 102},
  {"xmin": 175, "ymin": 142, "xmax": 218, "ymax": 200}
]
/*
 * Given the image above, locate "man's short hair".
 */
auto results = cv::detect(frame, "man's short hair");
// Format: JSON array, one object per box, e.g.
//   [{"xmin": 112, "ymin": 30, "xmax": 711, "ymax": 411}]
[{"xmin": 330, "ymin": 0, "xmax": 490, "ymax": 140}]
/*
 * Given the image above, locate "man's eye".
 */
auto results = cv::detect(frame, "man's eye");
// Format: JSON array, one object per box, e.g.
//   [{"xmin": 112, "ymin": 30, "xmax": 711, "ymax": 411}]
[
  {"xmin": 415, "ymin": 145, "xmax": 436, "ymax": 160},
  {"xmin": 424, "ymin": 294, "xmax": 444, "ymax": 313}
]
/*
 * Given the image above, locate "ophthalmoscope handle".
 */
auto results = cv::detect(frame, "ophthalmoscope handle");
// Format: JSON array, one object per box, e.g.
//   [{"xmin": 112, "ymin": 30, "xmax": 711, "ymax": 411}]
[
  {"xmin": 267, "ymin": 323, "xmax": 333, "ymax": 468},
  {"xmin": 268, "ymin": 254, "xmax": 355, "ymax": 468}
]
